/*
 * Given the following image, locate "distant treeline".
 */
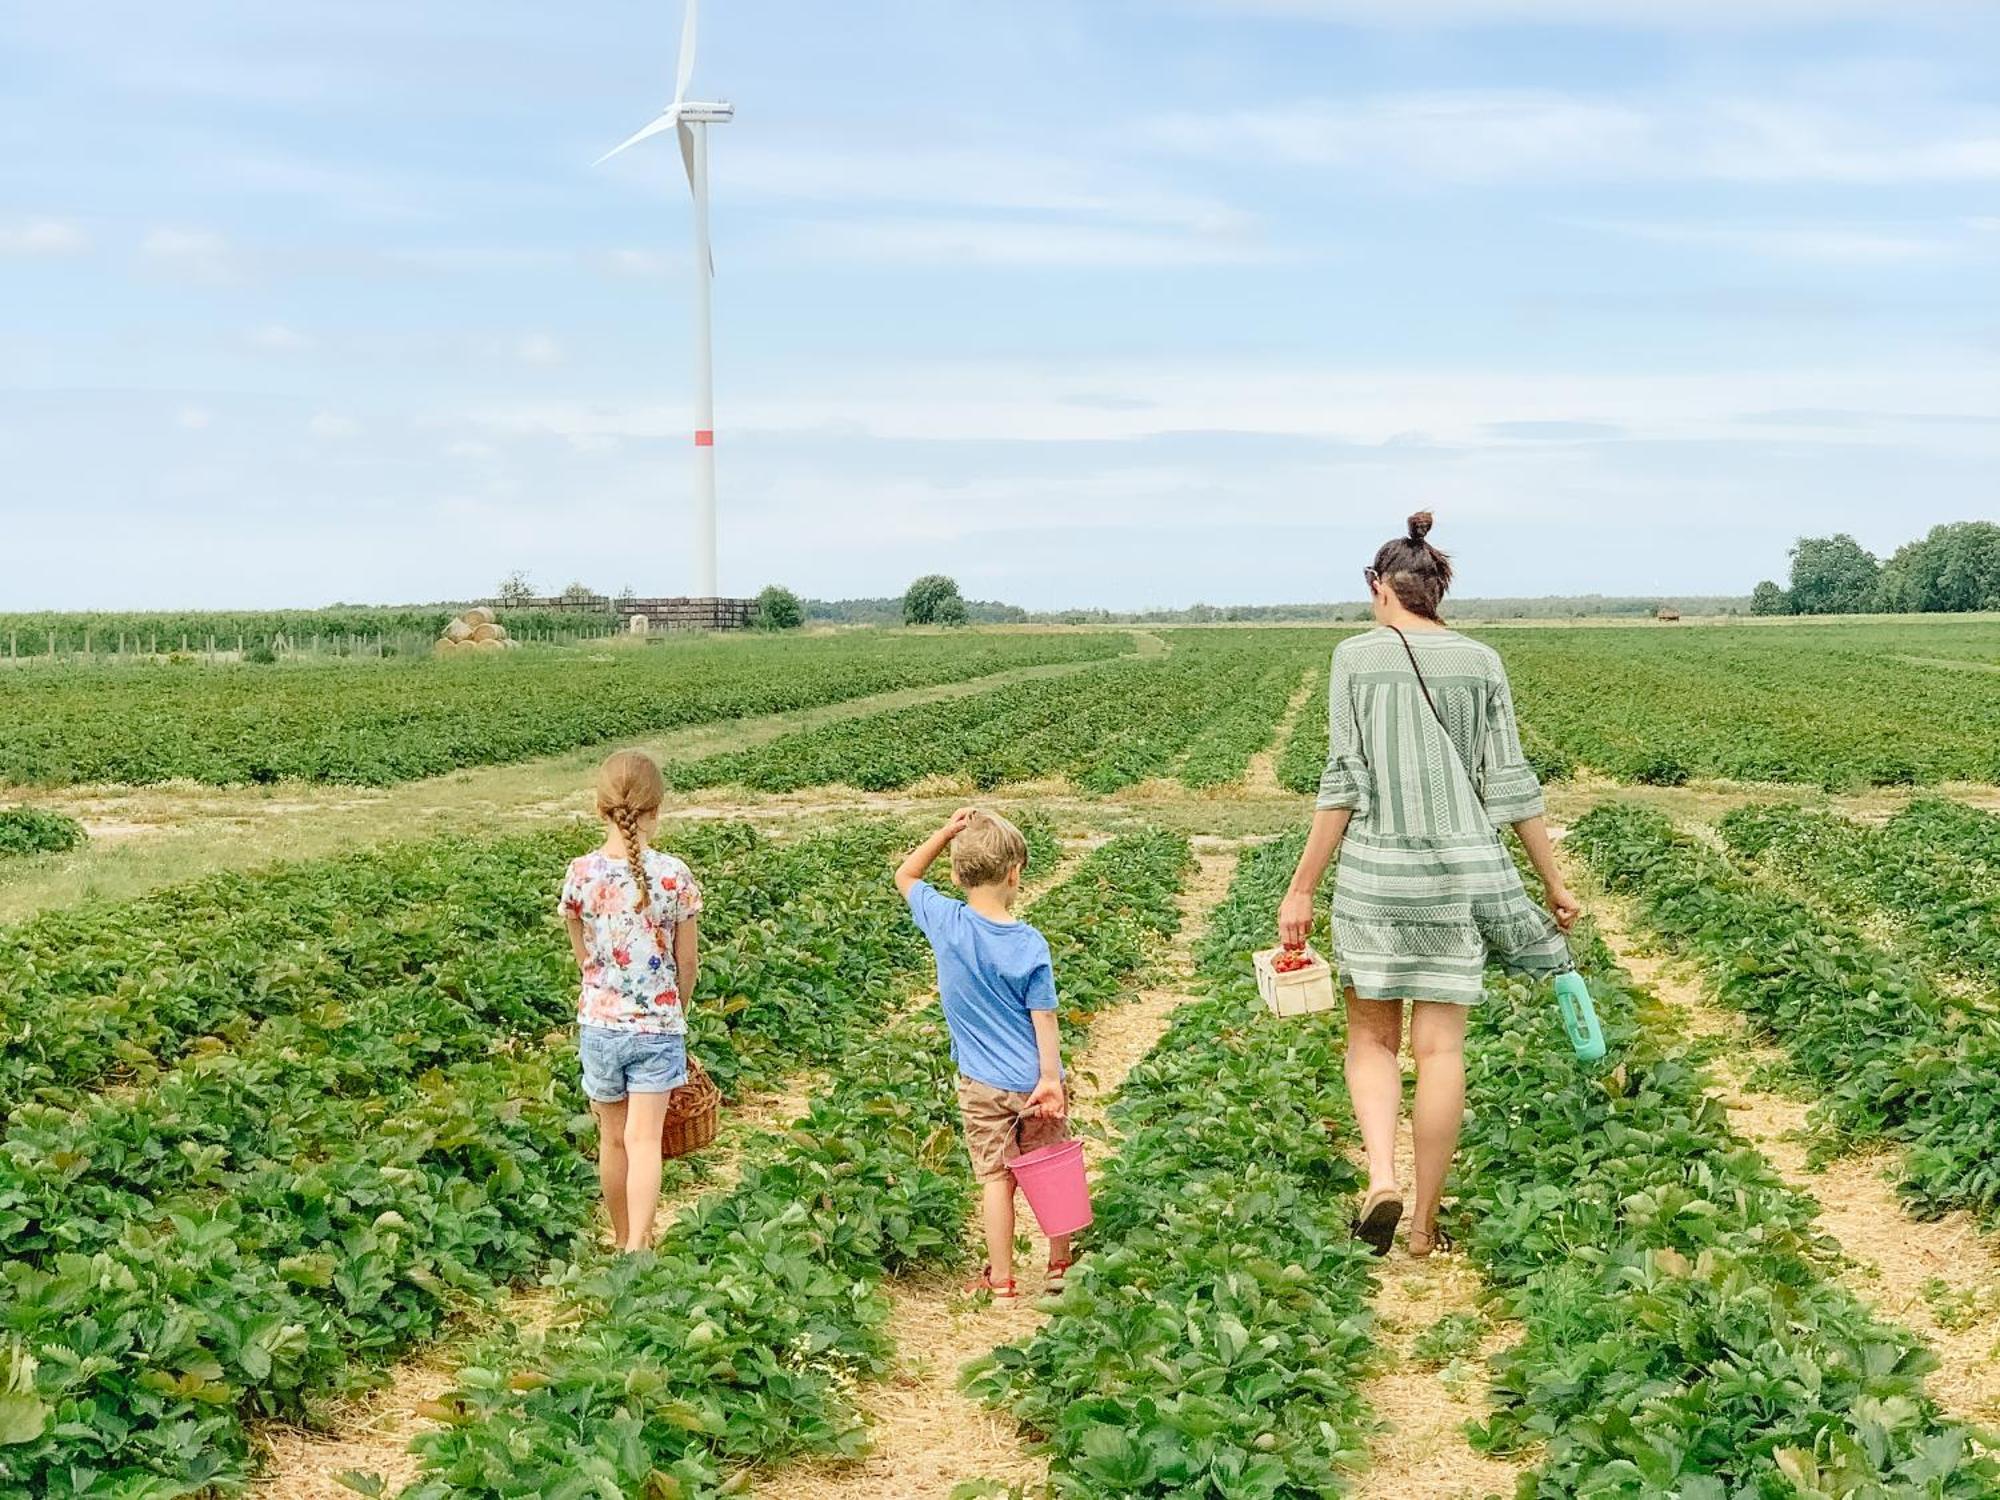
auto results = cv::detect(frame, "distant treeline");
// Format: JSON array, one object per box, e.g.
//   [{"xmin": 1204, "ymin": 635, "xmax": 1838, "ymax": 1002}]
[
  {"xmin": 1753, "ymin": 521, "xmax": 2000, "ymax": 617},
  {"xmin": 1010, "ymin": 595, "xmax": 1751, "ymax": 625},
  {"xmin": 806, "ymin": 596, "xmax": 1030, "ymax": 625}
]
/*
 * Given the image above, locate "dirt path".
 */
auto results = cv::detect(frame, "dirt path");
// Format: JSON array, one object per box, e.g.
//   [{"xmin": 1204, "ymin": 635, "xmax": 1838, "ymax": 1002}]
[
  {"xmin": 1355, "ymin": 1065, "xmax": 1527, "ymax": 1495},
  {"xmin": 775, "ymin": 847, "xmax": 1243, "ymax": 1500},
  {"xmin": 247, "ymin": 1077, "xmax": 817, "ymax": 1499},
  {"xmin": 1584, "ymin": 884, "xmax": 2000, "ymax": 1427},
  {"xmin": 1243, "ymin": 664, "xmax": 1319, "ymax": 798}
]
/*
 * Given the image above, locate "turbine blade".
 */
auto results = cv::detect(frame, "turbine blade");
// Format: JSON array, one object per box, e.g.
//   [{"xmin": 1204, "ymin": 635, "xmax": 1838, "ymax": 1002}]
[
  {"xmin": 593, "ymin": 110, "xmax": 680, "ymax": 167},
  {"xmin": 673, "ymin": 0, "xmax": 699, "ymax": 108},
  {"xmin": 679, "ymin": 119, "xmax": 714, "ymax": 276}
]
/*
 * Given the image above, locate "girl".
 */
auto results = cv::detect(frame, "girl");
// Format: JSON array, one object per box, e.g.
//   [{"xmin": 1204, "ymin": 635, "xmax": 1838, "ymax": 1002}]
[
  {"xmin": 561, "ymin": 749, "xmax": 703, "ymax": 1253},
  {"xmin": 1278, "ymin": 512, "xmax": 1579, "ymax": 1258}
]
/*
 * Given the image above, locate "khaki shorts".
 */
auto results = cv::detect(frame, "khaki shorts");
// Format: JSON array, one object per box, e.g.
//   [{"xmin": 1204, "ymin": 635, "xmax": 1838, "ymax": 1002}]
[{"xmin": 958, "ymin": 1075, "xmax": 1070, "ymax": 1184}]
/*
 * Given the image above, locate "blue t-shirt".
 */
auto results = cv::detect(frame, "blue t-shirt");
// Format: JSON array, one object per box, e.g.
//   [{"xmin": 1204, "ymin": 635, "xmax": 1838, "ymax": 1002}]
[{"xmin": 905, "ymin": 881, "xmax": 1058, "ymax": 1094}]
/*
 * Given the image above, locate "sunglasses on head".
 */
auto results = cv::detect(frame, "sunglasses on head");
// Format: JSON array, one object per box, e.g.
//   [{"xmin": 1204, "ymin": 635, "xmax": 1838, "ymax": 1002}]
[{"xmin": 1363, "ymin": 566, "xmax": 1382, "ymax": 590}]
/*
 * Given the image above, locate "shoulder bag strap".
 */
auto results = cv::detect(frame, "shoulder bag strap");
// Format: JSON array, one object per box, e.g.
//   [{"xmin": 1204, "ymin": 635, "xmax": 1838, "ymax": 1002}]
[{"xmin": 1387, "ymin": 625, "xmax": 1483, "ymax": 797}]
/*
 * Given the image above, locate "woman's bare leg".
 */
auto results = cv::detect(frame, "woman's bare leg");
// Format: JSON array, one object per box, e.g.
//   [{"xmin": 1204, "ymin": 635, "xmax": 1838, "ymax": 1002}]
[
  {"xmin": 1344, "ymin": 991, "xmax": 1404, "ymax": 1196},
  {"xmin": 1409, "ymin": 1001, "xmax": 1469, "ymax": 1234}
]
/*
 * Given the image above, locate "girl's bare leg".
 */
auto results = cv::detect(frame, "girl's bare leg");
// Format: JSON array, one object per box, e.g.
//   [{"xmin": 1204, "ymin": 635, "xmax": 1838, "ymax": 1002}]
[
  {"xmin": 1344, "ymin": 991, "xmax": 1405, "ymax": 1196},
  {"xmin": 1409, "ymin": 1001, "xmax": 1469, "ymax": 1234},
  {"xmin": 593, "ymin": 1099, "xmax": 631, "ymax": 1248},
  {"xmin": 620, "ymin": 1091, "xmax": 673, "ymax": 1251}
]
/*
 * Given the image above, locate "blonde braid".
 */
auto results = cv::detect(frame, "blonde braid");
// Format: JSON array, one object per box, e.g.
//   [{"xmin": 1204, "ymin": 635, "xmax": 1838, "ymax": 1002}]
[{"xmin": 609, "ymin": 803, "xmax": 653, "ymax": 914}]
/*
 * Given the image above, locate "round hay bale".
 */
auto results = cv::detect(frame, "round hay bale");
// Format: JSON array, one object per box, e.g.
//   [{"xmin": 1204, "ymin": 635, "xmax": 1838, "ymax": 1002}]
[
  {"xmin": 463, "ymin": 607, "xmax": 496, "ymax": 628},
  {"xmin": 433, "ymin": 639, "xmax": 459, "ymax": 658},
  {"xmin": 470, "ymin": 623, "xmax": 505, "ymax": 643},
  {"xmin": 474, "ymin": 637, "xmax": 505, "ymax": 653},
  {"xmin": 444, "ymin": 618, "xmax": 474, "ymax": 643},
  {"xmin": 502, "ymin": 636, "xmax": 523, "ymax": 649}
]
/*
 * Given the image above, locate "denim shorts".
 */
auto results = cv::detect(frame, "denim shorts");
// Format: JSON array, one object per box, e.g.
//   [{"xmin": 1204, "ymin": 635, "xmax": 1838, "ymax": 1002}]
[{"xmin": 579, "ymin": 1025, "xmax": 688, "ymax": 1103}]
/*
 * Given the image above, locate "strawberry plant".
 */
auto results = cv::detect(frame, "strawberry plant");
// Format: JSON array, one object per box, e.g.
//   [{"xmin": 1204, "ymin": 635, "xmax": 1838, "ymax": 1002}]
[
  {"xmin": 0, "ymin": 808, "xmax": 84, "ymax": 860},
  {"xmin": 1571, "ymin": 802, "xmax": 2000, "ymax": 1221},
  {"xmin": 1451, "ymin": 877, "xmax": 1998, "ymax": 1495}
]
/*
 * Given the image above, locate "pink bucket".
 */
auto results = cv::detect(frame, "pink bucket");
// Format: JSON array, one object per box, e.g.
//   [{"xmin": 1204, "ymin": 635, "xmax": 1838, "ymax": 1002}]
[{"xmin": 1010, "ymin": 1138, "xmax": 1092, "ymax": 1237}]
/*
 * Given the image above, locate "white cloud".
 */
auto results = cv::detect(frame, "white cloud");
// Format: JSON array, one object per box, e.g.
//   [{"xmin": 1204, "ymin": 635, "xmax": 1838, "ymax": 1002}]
[
  {"xmin": 174, "ymin": 405, "xmax": 213, "ymax": 430},
  {"xmin": 308, "ymin": 411, "xmax": 361, "ymax": 438},
  {"xmin": 140, "ymin": 226, "xmax": 235, "ymax": 281},
  {"xmin": 1587, "ymin": 220, "xmax": 1968, "ymax": 264},
  {"xmin": 1197, "ymin": 0, "xmax": 1983, "ymax": 26},
  {"xmin": 515, "ymin": 334, "xmax": 564, "ymax": 366},
  {"xmin": 786, "ymin": 217, "xmax": 1286, "ymax": 269},
  {"xmin": 0, "ymin": 219, "xmax": 89, "ymax": 257},
  {"xmin": 248, "ymin": 322, "xmax": 314, "ymax": 352},
  {"xmin": 603, "ymin": 247, "xmax": 674, "ymax": 277},
  {"xmin": 1143, "ymin": 90, "xmax": 2000, "ymax": 184}
]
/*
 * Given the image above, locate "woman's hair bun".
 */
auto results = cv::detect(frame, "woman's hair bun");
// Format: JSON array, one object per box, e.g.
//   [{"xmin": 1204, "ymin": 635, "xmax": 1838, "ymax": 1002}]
[{"xmin": 1407, "ymin": 511, "xmax": 1435, "ymax": 543}]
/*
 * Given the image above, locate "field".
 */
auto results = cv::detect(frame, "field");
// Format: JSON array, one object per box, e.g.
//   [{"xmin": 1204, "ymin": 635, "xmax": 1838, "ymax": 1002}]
[{"xmin": 3, "ymin": 615, "xmax": 2000, "ymax": 1498}]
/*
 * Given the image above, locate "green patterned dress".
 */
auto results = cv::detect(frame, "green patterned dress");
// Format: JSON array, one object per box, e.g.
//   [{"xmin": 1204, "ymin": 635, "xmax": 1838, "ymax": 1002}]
[{"xmin": 1316, "ymin": 627, "xmax": 1570, "ymax": 1005}]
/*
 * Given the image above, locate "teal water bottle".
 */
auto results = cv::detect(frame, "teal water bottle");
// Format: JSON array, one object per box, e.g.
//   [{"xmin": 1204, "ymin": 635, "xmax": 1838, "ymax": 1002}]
[{"xmin": 1553, "ymin": 970, "xmax": 1606, "ymax": 1062}]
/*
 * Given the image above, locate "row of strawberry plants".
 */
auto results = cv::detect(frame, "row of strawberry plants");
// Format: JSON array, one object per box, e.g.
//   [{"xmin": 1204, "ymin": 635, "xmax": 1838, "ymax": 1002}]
[
  {"xmin": 1569, "ymin": 802, "xmax": 2000, "ymax": 1221},
  {"xmin": 669, "ymin": 636, "xmax": 1308, "ymax": 796},
  {"xmin": 1169, "ymin": 653, "xmax": 1319, "ymax": 790},
  {"xmin": 0, "ymin": 632, "xmax": 1134, "ymax": 788},
  {"xmin": 967, "ymin": 831, "xmax": 1382, "ymax": 1497},
  {"xmin": 393, "ymin": 829, "xmax": 1192, "ymax": 1499},
  {"xmin": 0, "ymin": 822, "xmax": 941, "ymax": 1498},
  {"xmin": 1721, "ymin": 798, "xmax": 2000, "ymax": 992},
  {"xmin": 1275, "ymin": 675, "xmax": 1330, "ymax": 795},
  {"xmin": 1450, "ymin": 909, "xmax": 1996, "ymax": 1494},
  {"xmin": 0, "ymin": 822, "xmax": 746, "ymax": 1115}
]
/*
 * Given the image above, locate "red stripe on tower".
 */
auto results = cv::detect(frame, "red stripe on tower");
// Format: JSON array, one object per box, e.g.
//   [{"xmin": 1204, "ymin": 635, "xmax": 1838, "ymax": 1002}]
[{"xmin": 694, "ymin": 429, "xmax": 714, "ymax": 446}]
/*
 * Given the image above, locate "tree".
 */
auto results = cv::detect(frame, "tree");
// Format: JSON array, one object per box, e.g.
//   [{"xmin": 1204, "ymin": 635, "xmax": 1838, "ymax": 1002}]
[
  {"xmin": 496, "ymin": 570, "xmax": 536, "ymax": 605},
  {"xmin": 1907, "ymin": 521, "xmax": 2000, "ymax": 613},
  {"xmin": 559, "ymin": 580, "xmax": 598, "ymax": 605},
  {"xmin": 1787, "ymin": 534, "xmax": 1880, "ymax": 615},
  {"xmin": 753, "ymin": 584, "xmax": 805, "ymax": 631},
  {"xmin": 903, "ymin": 574, "xmax": 969, "ymax": 626},
  {"xmin": 1749, "ymin": 580, "xmax": 1792, "ymax": 616}
]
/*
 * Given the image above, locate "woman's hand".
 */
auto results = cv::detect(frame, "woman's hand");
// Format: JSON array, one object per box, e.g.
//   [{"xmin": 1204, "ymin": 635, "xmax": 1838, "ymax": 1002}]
[
  {"xmin": 1546, "ymin": 882, "xmax": 1581, "ymax": 933},
  {"xmin": 1278, "ymin": 889, "xmax": 1316, "ymax": 949}
]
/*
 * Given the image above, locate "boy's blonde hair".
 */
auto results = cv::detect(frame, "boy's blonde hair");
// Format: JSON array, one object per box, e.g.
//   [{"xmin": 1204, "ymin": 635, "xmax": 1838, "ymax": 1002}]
[{"xmin": 951, "ymin": 811, "xmax": 1029, "ymax": 889}]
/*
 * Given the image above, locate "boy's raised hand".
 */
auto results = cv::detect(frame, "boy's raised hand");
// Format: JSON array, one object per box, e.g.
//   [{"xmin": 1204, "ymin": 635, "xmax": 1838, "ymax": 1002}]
[
  {"xmin": 1025, "ymin": 1076, "xmax": 1067, "ymax": 1120},
  {"xmin": 942, "ymin": 806, "xmax": 977, "ymax": 839}
]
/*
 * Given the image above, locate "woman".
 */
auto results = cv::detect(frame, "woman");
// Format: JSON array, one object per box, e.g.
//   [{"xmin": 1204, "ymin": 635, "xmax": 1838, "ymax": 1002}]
[{"xmin": 1277, "ymin": 512, "xmax": 1579, "ymax": 1258}]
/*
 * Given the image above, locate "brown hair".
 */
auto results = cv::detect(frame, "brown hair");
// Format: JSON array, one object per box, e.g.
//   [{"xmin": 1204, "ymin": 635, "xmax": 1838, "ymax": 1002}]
[
  {"xmin": 951, "ymin": 811, "xmax": 1029, "ymax": 890},
  {"xmin": 595, "ymin": 749, "xmax": 666, "ymax": 913},
  {"xmin": 1371, "ymin": 510, "xmax": 1454, "ymax": 622}
]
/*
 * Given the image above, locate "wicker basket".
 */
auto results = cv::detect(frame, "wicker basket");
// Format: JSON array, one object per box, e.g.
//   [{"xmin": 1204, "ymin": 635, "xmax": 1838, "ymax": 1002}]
[{"xmin": 661, "ymin": 1057, "xmax": 722, "ymax": 1160}]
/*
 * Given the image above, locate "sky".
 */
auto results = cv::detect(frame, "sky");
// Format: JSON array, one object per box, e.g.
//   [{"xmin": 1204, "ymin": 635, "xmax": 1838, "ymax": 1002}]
[{"xmin": 2, "ymin": 0, "xmax": 1996, "ymax": 611}]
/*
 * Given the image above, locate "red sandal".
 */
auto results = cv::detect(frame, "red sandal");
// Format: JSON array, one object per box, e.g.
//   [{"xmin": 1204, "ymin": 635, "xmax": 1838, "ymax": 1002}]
[
  {"xmin": 1045, "ymin": 1257, "xmax": 1074, "ymax": 1293},
  {"xmin": 967, "ymin": 1265, "xmax": 1019, "ymax": 1302}
]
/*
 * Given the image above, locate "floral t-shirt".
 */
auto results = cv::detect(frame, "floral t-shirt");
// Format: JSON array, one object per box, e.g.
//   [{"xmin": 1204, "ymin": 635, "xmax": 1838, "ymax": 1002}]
[{"xmin": 559, "ymin": 848, "xmax": 703, "ymax": 1033}]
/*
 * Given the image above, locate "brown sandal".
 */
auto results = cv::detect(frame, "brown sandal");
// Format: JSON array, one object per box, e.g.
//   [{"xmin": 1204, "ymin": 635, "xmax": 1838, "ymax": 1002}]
[
  {"xmin": 1407, "ymin": 1223, "xmax": 1455, "ymax": 1260},
  {"xmin": 1352, "ymin": 1188, "xmax": 1404, "ymax": 1257}
]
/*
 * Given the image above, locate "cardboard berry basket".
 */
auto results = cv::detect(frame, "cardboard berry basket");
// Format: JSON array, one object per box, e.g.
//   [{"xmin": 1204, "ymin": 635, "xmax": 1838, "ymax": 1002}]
[{"xmin": 1253, "ymin": 945, "xmax": 1339, "ymax": 1017}]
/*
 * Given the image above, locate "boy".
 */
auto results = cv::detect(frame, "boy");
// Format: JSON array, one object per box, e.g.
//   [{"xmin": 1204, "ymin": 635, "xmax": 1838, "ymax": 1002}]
[{"xmin": 895, "ymin": 807, "xmax": 1071, "ymax": 1302}]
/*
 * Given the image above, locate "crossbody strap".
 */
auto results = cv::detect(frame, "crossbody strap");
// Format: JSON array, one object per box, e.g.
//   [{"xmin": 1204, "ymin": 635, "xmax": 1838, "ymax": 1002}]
[{"xmin": 1387, "ymin": 625, "xmax": 1482, "ymax": 796}]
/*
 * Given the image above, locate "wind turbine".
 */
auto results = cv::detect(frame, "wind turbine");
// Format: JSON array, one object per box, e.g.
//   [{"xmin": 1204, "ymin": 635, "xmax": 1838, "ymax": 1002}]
[{"xmin": 595, "ymin": 0, "xmax": 732, "ymax": 600}]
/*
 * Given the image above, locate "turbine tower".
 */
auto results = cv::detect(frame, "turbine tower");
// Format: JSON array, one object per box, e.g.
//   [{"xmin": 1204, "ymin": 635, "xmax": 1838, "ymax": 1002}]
[{"xmin": 595, "ymin": 0, "xmax": 731, "ymax": 599}]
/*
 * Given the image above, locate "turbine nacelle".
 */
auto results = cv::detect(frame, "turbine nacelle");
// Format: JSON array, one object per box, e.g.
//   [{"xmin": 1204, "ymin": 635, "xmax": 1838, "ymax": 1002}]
[{"xmin": 674, "ymin": 102, "xmax": 734, "ymax": 123}]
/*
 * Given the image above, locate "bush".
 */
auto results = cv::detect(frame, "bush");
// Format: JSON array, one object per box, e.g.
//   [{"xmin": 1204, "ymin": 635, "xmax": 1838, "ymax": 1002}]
[
  {"xmin": 753, "ymin": 585, "xmax": 804, "ymax": 631},
  {"xmin": 1631, "ymin": 752, "xmax": 1690, "ymax": 787},
  {"xmin": 243, "ymin": 639, "xmax": 279, "ymax": 665},
  {"xmin": 902, "ymin": 574, "xmax": 968, "ymax": 627},
  {"xmin": 0, "ymin": 807, "xmax": 86, "ymax": 859}
]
